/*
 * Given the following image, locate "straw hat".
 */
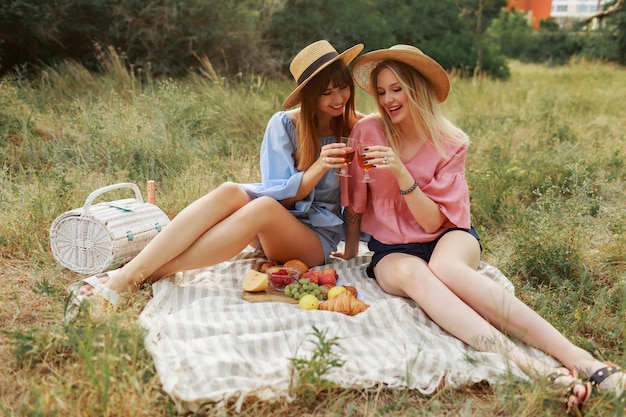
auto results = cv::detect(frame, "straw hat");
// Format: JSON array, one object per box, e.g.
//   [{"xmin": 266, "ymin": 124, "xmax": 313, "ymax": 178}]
[
  {"xmin": 282, "ymin": 40, "xmax": 364, "ymax": 110},
  {"xmin": 352, "ymin": 44, "xmax": 450, "ymax": 102}
]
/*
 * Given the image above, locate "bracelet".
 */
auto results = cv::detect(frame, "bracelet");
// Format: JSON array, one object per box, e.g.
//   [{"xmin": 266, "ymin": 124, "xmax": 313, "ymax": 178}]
[{"xmin": 400, "ymin": 179, "xmax": 419, "ymax": 195}]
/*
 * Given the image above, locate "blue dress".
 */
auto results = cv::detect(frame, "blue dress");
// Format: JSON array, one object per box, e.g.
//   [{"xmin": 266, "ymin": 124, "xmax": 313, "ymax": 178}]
[{"xmin": 238, "ymin": 112, "xmax": 343, "ymax": 260}]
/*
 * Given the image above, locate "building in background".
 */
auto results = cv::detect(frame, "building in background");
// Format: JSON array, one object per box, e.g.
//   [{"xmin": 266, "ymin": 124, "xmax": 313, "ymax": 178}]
[
  {"xmin": 551, "ymin": 0, "xmax": 614, "ymax": 26},
  {"xmin": 507, "ymin": 0, "xmax": 552, "ymax": 30},
  {"xmin": 507, "ymin": 0, "xmax": 615, "ymax": 29}
]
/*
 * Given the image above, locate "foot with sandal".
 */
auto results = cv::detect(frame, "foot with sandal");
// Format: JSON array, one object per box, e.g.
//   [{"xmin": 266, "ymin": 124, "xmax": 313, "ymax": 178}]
[
  {"xmin": 549, "ymin": 361, "xmax": 625, "ymax": 415},
  {"xmin": 66, "ymin": 270, "xmax": 122, "ymax": 321}
]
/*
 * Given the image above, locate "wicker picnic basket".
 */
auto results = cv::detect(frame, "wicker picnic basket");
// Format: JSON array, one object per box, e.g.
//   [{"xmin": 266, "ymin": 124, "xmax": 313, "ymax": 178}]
[{"xmin": 50, "ymin": 182, "xmax": 170, "ymax": 275}]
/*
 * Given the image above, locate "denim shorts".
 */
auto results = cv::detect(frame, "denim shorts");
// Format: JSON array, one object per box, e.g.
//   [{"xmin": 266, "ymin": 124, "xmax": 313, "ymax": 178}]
[
  {"xmin": 366, "ymin": 227, "xmax": 481, "ymax": 278},
  {"xmin": 312, "ymin": 224, "xmax": 344, "ymax": 262}
]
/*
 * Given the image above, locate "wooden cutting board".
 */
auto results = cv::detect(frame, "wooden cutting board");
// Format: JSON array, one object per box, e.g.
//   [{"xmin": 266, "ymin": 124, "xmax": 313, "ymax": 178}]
[
  {"xmin": 241, "ymin": 261, "xmax": 300, "ymax": 304},
  {"xmin": 241, "ymin": 285, "xmax": 299, "ymax": 304}
]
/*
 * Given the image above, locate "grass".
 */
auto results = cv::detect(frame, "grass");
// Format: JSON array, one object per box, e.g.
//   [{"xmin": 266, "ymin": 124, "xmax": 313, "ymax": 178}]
[{"xmin": 1, "ymin": 57, "xmax": 625, "ymax": 416}]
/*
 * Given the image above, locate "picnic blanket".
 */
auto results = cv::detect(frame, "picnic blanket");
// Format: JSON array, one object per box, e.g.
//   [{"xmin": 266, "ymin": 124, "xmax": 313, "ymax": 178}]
[{"xmin": 139, "ymin": 243, "xmax": 559, "ymax": 413}]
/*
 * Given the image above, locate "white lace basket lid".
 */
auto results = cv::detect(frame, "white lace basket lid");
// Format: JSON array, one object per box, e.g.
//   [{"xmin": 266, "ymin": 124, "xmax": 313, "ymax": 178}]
[{"xmin": 50, "ymin": 182, "xmax": 170, "ymax": 275}]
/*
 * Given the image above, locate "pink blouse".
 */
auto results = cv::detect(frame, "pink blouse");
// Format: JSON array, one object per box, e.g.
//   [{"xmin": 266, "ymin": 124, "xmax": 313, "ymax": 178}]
[{"xmin": 342, "ymin": 116, "xmax": 471, "ymax": 244}]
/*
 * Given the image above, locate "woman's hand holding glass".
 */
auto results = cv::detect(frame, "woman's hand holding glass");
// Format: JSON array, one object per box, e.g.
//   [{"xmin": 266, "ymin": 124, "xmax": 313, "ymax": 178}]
[
  {"xmin": 357, "ymin": 143, "xmax": 376, "ymax": 182},
  {"xmin": 335, "ymin": 137, "xmax": 356, "ymax": 177},
  {"xmin": 321, "ymin": 141, "xmax": 351, "ymax": 173}
]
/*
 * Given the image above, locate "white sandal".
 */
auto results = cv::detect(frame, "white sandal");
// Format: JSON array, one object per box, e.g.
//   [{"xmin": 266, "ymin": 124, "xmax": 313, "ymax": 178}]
[{"xmin": 66, "ymin": 271, "xmax": 121, "ymax": 321}]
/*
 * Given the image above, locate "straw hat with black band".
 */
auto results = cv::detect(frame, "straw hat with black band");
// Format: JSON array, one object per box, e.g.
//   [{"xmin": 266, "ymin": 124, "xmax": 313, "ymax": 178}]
[
  {"xmin": 282, "ymin": 40, "xmax": 364, "ymax": 110},
  {"xmin": 351, "ymin": 44, "xmax": 450, "ymax": 103}
]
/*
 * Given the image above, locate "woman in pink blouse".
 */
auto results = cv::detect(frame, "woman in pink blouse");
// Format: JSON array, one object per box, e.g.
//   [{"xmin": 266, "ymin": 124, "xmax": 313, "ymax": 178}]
[{"xmin": 338, "ymin": 45, "xmax": 624, "ymax": 414}]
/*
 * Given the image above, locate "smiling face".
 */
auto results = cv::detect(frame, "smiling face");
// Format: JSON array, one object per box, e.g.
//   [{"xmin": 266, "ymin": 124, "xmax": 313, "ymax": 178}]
[
  {"xmin": 300, "ymin": 59, "xmax": 356, "ymax": 129},
  {"xmin": 317, "ymin": 82, "xmax": 351, "ymax": 119},
  {"xmin": 375, "ymin": 67, "xmax": 410, "ymax": 127}
]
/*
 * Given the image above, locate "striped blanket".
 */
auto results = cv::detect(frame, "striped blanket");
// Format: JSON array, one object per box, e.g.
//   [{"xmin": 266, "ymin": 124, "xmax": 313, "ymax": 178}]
[{"xmin": 139, "ymin": 243, "xmax": 557, "ymax": 413}]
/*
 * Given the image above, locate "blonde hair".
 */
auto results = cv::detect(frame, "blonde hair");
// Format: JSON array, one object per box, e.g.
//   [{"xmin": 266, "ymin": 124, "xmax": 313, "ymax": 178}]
[
  {"xmin": 371, "ymin": 60, "xmax": 468, "ymax": 156},
  {"xmin": 294, "ymin": 60, "xmax": 359, "ymax": 171}
]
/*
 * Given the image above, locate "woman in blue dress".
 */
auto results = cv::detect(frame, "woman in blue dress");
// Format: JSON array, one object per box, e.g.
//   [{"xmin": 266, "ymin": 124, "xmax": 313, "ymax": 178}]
[{"xmin": 71, "ymin": 40, "xmax": 364, "ymax": 309}]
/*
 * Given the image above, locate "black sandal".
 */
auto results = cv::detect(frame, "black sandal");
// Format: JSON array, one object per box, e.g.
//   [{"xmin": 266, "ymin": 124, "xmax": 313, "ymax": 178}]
[{"xmin": 587, "ymin": 362, "xmax": 624, "ymax": 394}]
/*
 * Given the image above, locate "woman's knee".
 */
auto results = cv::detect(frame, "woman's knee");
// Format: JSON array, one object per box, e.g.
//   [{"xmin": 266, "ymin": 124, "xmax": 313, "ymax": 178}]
[
  {"xmin": 215, "ymin": 181, "xmax": 246, "ymax": 196},
  {"xmin": 249, "ymin": 195, "xmax": 280, "ymax": 210},
  {"xmin": 428, "ymin": 232, "xmax": 480, "ymax": 282},
  {"xmin": 378, "ymin": 257, "xmax": 421, "ymax": 287},
  {"xmin": 211, "ymin": 182, "xmax": 250, "ymax": 204},
  {"xmin": 237, "ymin": 196, "xmax": 283, "ymax": 220}
]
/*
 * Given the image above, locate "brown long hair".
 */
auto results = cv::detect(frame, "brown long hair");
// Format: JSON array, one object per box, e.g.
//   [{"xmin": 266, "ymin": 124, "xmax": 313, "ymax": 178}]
[
  {"xmin": 371, "ymin": 60, "xmax": 468, "ymax": 156},
  {"xmin": 294, "ymin": 60, "xmax": 359, "ymax": 171}
]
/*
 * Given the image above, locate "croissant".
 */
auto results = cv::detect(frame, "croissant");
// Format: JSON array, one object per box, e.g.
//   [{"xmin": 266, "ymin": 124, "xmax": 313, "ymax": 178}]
[
  {"xmin": 319, "ymin": 291, "xmax": 369, "ymax": 316},
  {"xmin": 343, "ymin": 285, "xmax": 358, "ymax": 298}
]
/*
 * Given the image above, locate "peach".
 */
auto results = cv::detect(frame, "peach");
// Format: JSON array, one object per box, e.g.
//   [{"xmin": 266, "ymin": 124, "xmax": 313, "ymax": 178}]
[
  {"xmin": 302, "ymin": 269, "xmax": 322, "ymax": 285},
  {"xmin": 319, "ymin": 268, "xmax": 337, "ymax": 286}
]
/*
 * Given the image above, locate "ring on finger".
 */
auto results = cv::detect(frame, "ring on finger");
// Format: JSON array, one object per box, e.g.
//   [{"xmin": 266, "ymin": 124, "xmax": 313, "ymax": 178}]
[{"xmin": 383, "ymin": 156, "xmax": 389, "ymax": 165}]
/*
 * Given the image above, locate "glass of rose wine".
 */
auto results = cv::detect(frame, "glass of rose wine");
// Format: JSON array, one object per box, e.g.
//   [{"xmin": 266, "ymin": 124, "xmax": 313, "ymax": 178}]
[
  {"xmin": 357, "ymin": 143, "xmax": 376, "ymax": 183},
  {"xmin": 335, "ymin": 137, "xmax": 356, "ymax": 177}
]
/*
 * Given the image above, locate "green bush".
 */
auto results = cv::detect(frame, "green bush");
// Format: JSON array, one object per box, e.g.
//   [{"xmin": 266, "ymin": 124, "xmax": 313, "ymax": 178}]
[
  {"xmin": 264, "ymin": 0, "xmax": 511, "ymax": 79},
  {"xmin": 522, "ymin": 31, "xmax": 584, "ymax": 65},
  {"xmin": 3, "ymin": 0, "xmax": 516, "ymax": 80},
  {"xmin": 580, "ymin": 30, "xmax": 620, "ymax": 62},
  {"xmin": 487, "ymin": 9, "xmax": 534, "ymax": 60},
  {"xmin": 0, "ymin": 0, "xmax": 274, "ymax": 78}
]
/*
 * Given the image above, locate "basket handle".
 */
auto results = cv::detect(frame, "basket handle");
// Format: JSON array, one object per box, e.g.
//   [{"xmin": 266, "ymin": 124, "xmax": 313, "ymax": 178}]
[{"xmin": 82, "ymin": 182, "xmax": 144, "ymax": 216}]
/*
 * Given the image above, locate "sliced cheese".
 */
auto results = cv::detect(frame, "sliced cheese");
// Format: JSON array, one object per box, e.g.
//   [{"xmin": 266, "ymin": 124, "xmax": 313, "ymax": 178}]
[{"xmin": 242, "ymin": 269, "xmax": 268, "ymax": 292}]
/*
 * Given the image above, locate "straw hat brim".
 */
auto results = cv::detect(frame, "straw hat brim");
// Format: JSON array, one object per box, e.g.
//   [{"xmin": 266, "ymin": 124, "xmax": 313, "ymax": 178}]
[
  {"xmin": 352, "ymin": 46, "xmax": 450, "ymax": 103},
  {"xmin": 282, "ymin": 43, "xmax": 364, "ymax": 110}
]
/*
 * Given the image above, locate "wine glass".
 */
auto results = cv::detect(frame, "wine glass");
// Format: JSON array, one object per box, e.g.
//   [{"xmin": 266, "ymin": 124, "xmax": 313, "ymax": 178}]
[
  {"xmin": 335, "ymin": 137, "xmax": 356, "ymax": 177},
  {"xmin": 357, "ymin": 143, "xmax": 376, "ymax": 183}
]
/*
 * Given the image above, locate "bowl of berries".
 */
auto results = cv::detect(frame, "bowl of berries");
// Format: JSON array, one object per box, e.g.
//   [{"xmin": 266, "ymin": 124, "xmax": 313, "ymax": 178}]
[{"xmin": 266, "ymin": 266, "xmax": 300, "ymax": 291}]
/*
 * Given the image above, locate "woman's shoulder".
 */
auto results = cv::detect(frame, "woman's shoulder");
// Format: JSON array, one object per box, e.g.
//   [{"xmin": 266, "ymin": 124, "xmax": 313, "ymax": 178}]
[
  {"xmin": 354, "ymin": 113, "xmax": 382, "ymax": 130},
  {"xmin": 266, "ymin": 110, "xmax": 297, "ymax": 131},
  {"xmin": 284, "ymin": 109, "xmax": 299, "ymax": 126}
]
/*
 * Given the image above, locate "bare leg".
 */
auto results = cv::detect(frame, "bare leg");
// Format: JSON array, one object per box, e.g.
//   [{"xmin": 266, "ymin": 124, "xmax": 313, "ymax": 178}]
[
  {"xmin": 100, "ymin": 183, "xmax": 325, "ymax": 294},
  {"xmin": 429, "ymin": 231, "xmax": 603, "ymax": 376},
  {"xmin": 144, "ymin": 196, "xmax": 325, "ymax": 279},
  {"xmin": 373, "ymin": 253, "xmax": 553, "ymax": 373},
  {"xmin": 373, "ymin": 251, "xmax": 598, "ymax": 409},
  {"xmin": 427, "ymin": 231, "xmax": 624, "ymax": 392}
]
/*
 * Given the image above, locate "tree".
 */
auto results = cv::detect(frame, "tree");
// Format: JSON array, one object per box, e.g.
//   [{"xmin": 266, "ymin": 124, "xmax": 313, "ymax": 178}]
[
  {"xmin": 263, "ymin": 0, "xmax": 510, "ymax": 78},
  {"xmin": 486, "ymin": 9, "xmax": 533, "ymax": 60},
  {"xmin": 456, "ymin": 0, "xmax": 506, "ymax": 76},
  {"xmin": 0, "ymin": 0, "xmax": 111, "ymax": 75},
  {"xmin": 263, "ymin": 0, "xmax": 394, "ymax": 69},
  {"xmin": 614, "ymin": 1, "xmax": 626, "ymax": 64}
]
